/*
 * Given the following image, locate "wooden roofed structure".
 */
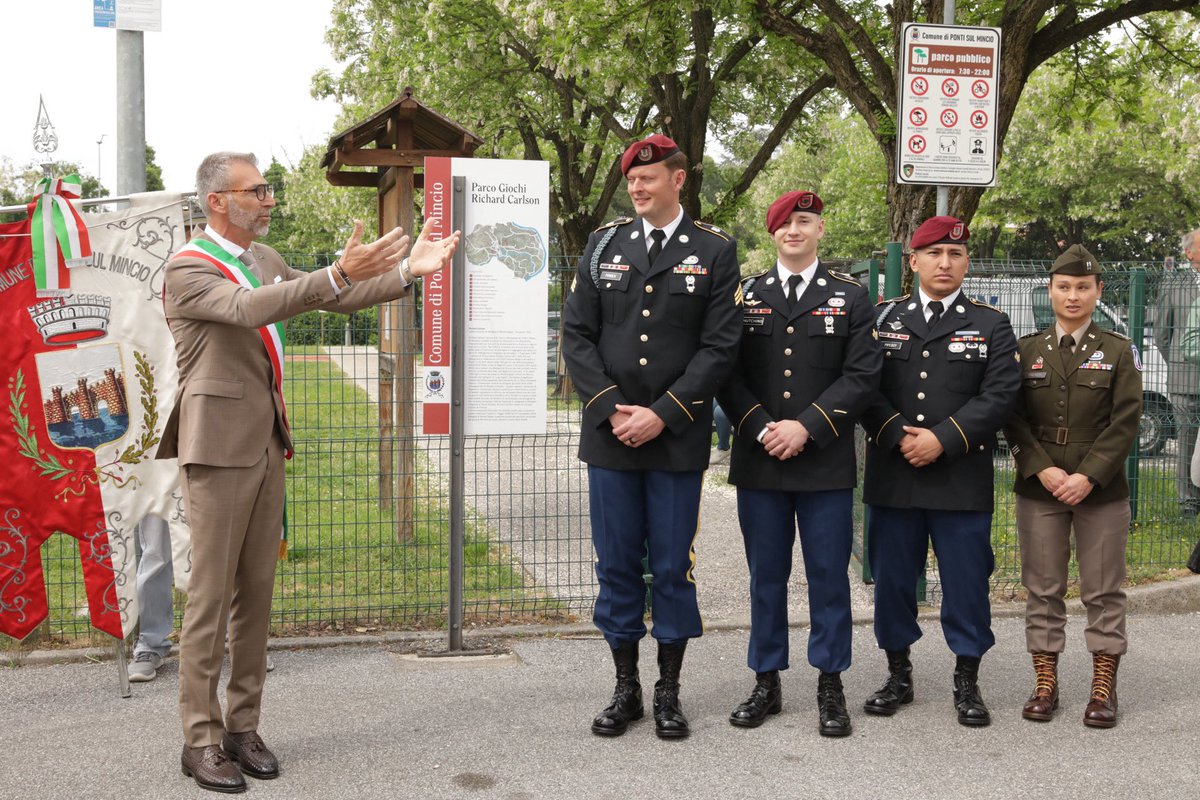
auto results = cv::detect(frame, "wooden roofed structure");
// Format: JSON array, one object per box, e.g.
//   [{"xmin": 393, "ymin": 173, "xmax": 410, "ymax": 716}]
[{"xmin": 322, "ymin": 89, "xmax": 481, "ymax": 541}]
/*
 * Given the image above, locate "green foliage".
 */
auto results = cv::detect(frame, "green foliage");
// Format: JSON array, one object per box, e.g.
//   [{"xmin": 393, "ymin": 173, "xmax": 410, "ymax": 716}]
[
  {"xmin": 975, "ymin": 25, "xmax": 1200, "ymax": 261},
  {"xmin": 144, "ymin": 145, "xmax": 165, "ymax": 192}
]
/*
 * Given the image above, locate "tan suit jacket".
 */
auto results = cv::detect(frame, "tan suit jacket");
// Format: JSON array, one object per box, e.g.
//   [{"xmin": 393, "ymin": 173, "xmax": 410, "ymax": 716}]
[
  {"xmin": 158, "ymin": 231, "xmax": 407, "ymax": 466},
  {"xmin": 158, "ymin": 230, "xmax": 407, "ymax": 746}
]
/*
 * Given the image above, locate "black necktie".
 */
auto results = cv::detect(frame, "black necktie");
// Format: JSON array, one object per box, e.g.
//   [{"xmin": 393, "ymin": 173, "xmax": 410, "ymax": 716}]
[
  {"xmin": 1060, "ymin": 334, "xmax": 1075, "ymax": 355},
  {"xmin": 648, "ymin": 228, "xmax": 666, "ymax": 265},
  {"xmin": 927, "ymin": 300, "xmax": 944, "ymax": 325},
  {"xmin": 786, "ymin": 274, "xmax": 804, "ymax": 310}
]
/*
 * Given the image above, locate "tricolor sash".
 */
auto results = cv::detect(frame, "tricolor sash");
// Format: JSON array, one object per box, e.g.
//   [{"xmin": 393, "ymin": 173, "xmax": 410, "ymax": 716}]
[
  {"xmin": 169, "ymin": 238, "xmax": 293, "ymax": 558},
  {"xmin": 28, "ymin": 174, "xmax": 93, "ymax": 296},
  {"xmin": 170, "ymin": 239, "xmax": 291, "ymax": 458}
]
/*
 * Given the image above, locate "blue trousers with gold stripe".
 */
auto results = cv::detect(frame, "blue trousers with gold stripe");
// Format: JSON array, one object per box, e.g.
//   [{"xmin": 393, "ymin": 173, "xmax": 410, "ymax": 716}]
[
  {"xmin": 867, "ymin": 505, "xmax": 995, "ymax": 658},
  {"xmin": 737, "ymin": 487, "xmax": 853, "ymax": 673},
  {"xmin": 588, "ymin": 466, "xmax": 704, "ymax": 648}
]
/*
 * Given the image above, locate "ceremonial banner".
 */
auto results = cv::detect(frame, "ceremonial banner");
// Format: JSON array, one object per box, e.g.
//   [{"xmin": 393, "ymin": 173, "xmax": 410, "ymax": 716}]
[{"xmin": 0, "ymin": 191, "xmax": 190, "ymax": 641}]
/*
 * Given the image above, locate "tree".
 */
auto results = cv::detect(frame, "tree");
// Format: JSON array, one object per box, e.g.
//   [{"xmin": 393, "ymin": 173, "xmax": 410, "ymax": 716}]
[
  {"xmin": 320, "ymin": 0, "xmax": 834, "ymax": 255},
  {"xmin": 752, "ymin": 0, "xmax": 1200, "ymax": 246},
  {"xmin": 144, "ymin": 144, "xmax": 165, "ymax": 192},
  {"xmin": 974, "ymin": 28, "xmax": 1200, "ymax": 261}
]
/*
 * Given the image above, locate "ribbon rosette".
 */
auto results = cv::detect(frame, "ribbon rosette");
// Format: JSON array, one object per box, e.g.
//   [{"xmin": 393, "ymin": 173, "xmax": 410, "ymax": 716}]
[{"xmin": 28, "ymin": 174, "xmax": 93, "ymax": 296}]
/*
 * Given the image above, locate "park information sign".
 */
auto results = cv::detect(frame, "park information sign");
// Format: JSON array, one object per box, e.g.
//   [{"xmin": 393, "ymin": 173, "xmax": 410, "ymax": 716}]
[
  {"xmin": 93, "ymin": 0, "xmax": 162, "ymax": 31},
  {"xmin": 422, "ymin": 158, "xmax": 550, "ymax": 435},
  {"xmin": 896, "ymin": 23, "xmax": 1002, "ymax": 187}
]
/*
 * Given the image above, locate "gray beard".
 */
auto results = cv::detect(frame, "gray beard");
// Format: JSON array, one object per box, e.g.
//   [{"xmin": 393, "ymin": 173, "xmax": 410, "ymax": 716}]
[{"xmin": 228, "ymin": 203, "xmax": 270, "ymax": 237}]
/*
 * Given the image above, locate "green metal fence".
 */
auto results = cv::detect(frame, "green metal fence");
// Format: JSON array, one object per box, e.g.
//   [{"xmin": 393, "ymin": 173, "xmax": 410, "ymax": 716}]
[{"xmin": 14, "ymin": 252, "xmax": 1198, "ymax": 645}]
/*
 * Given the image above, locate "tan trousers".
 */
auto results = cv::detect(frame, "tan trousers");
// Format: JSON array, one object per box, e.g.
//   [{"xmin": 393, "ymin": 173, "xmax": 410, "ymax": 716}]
[
  {"xmin": 1016, "ymin": 495, "xmax": 1129, "ymax": 655},
  {"xmin": 177, "ymin": 438, "xmax": 285, "ymax": 747}
]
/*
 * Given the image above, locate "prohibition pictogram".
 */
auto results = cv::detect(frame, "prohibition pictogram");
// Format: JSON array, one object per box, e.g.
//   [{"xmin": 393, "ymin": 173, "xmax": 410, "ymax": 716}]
[
  {"xmin": 909, "ymin": 107, "xmax": 927, "ymax": 126},
  {"xmin": 971, "ymin": 80, "xmax": 989, "ymax": 99},
  {"xmin": 942, "ymin": 78, "xmax": 960, "ymax": 97},
  {"xmin": 970, "ymin": 110, "xmax": 989, "ymax": 129},
  {"xmin": 940, "ymin": 109, "xmax": 958, "ymax": 128},
  {"xmin": 908, "ymin": 134, "xmax": 927, "ymax": 154},
  {"xmin": 911, "ymin": 76, "xmax": 929, "ymax": 96}
]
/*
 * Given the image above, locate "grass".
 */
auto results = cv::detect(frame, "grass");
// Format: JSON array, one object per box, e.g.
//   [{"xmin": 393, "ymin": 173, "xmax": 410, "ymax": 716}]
[{"xmin": 4, "ymin": 351, "xmax": 551, "ymax": 648}]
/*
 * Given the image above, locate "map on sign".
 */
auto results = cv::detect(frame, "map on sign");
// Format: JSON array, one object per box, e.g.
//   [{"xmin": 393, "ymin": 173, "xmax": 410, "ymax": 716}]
[
  {"xmin": 464, "ymin": 223, "xmax": 547, "ymax": 281},
  {"xmin": 896, "ymin": 22, "xmax": 1001, "ymax": 187}
]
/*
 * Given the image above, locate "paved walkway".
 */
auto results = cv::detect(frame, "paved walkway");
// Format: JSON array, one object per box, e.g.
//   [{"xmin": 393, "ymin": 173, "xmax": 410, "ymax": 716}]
[{"xmin": 4, "ymin": 609, "xmax": 1200, "ymax": 800}]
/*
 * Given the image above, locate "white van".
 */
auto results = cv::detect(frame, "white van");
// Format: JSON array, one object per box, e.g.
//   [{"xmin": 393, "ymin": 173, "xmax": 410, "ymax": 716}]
[{"xmin": 961, "ymin": 276, "xmax": 1173, "ymax": 455}]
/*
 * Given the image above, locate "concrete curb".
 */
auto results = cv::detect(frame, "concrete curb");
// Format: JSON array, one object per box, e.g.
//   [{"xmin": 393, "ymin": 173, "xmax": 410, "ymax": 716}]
[{"xmin": 8, "ymin": 574, "xmax": 1199, "ymax": 669}]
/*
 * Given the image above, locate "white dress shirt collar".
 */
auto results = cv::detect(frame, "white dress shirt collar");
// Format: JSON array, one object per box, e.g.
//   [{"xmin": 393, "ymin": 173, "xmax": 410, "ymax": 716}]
[
  {"xmin": 917, "ymin": 286, "xmax": 962, "ymax": 321},
  {"xmin": 202, "ymin": 225, "xmax": 246, "ymax": 259},
  {"xmin": 642, "ymin": 205, "xmax": 685, "ymax": 250}
]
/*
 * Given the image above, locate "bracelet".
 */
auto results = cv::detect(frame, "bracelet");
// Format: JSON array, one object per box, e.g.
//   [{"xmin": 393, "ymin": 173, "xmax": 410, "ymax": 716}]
[
  {"xmin": 401, "ymin": 257, "xmax": 414, "ymax": 284},
  {"xmin": 333, "ymin": 260, "xmax": 351, "ymax": 287}
]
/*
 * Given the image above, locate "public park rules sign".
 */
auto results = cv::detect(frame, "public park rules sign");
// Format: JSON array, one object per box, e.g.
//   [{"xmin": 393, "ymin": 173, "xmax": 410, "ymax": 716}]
[
  {"xmin": 421, "ymin": 158, "xmax": 550, "ymax": 436},
  {"xmin": 896, "ymin": 23, "xmax": 1002, "ymax": 187}
]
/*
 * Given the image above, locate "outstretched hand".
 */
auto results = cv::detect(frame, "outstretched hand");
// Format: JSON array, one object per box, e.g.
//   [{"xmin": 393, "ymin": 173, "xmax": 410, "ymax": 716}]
[
  {"xmin": 338, "ymin": 220, "xmax": 411, "ymax": 282},
  {"xmin": 408, "ymin": 221, "xmax": 461, "ymax": 278}
]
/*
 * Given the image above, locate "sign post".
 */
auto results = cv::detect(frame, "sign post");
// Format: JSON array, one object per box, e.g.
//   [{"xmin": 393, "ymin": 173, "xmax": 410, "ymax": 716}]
[{"xmin": 896, "ymin": 22, "xmax": 1002, "ymax": 191}]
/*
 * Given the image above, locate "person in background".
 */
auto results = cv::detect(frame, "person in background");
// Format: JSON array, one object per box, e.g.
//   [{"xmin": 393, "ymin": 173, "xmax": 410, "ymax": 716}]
[{"xmin": 1150, "ymin": 228, "xmax": 1200, "ymax": 518}]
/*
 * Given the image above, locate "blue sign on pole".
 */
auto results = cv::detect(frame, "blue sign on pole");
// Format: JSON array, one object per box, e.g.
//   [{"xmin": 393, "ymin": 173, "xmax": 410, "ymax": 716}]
[{"xmin": 94, "ymin": 0, "xmax": 116, "ymax": 28}]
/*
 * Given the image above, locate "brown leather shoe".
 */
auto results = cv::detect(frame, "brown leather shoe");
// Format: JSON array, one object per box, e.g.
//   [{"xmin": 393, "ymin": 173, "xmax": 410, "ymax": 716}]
[
  {"xmin": 221, "ymin": 731, "xmax": 280, "ymax": 779},
  {"xmin": 1022, "ymin": 652, "xmax": 1059, "ymax": 722},
  {"xmin": 181, "ymin": 745, "xmax": 246, "ymax": 794},
  {"xmin": 1083, "ymin": 653, "xmax": 1119, "ymax": 729}
]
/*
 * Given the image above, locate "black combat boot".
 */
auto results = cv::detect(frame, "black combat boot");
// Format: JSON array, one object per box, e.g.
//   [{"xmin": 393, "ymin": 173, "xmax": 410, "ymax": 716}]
[
  {"xmin": 653, "ymin": 641, "xmax": 690, "ymax": 739},
  {"xmin": 591, "ymin": 641, "xmax": 643, "ymax": 736},
  {"xmin": 817, "ymin": 671, "xmax": 852, "ymax": 737},
  {"xmin": 953, "ymin": 655, "xmax": 991, "ymax": 727},
  {"xmin": 729, "ymin": 670, "xmax": 782, "ymax": 728},
  {"xmin": 863, "ymin": 648, "xmax": 914, "ymax": 716}
]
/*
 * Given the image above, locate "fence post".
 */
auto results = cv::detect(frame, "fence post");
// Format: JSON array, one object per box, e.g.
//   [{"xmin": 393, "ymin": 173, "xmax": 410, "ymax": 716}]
[
  {"xmin": 885, "ymin": 242, "xmax": 904, "ymax": 299},
  {"xmin": 1126, "ymin": 268, "xmax": 1147, "ymax": 521},
  {"xmin": 448, "ymin": 176, "xmax": 467, "ymax": 651}
]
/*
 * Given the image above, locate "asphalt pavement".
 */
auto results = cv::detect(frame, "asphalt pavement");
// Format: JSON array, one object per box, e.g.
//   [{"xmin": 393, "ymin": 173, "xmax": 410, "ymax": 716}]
[{"xmin": 4, "ymin": 599, "xmax": 1200, "ymax": 800}]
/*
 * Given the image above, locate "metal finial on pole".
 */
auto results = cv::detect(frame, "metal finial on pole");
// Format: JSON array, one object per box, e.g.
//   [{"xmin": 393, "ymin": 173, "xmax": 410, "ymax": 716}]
[{"xmin": 33, "ymin": 95, "xmax": 59, "ymax": 179}]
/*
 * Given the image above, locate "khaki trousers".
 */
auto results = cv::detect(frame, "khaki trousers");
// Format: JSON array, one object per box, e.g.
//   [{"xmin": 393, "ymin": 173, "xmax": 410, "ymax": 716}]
[
  {"xmin": 177, "ymin": 438, "xmax": 285, "ymax": 747},
  {"xmin": 1016, "ymin": 494, "xmax": 1129, "ymax": 656}
]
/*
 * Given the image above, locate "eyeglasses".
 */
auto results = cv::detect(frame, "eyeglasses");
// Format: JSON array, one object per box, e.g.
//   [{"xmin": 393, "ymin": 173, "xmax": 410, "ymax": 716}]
[{"xmin": 220, "ymin": 184, "xmax": 275, "ymax": 201}]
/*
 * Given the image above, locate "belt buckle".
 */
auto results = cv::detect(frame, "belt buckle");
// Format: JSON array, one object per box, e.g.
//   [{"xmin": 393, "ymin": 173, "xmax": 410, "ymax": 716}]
[{"xmin": 1055, "ymin": 427, "xmax": 1068, "ymax": 445}]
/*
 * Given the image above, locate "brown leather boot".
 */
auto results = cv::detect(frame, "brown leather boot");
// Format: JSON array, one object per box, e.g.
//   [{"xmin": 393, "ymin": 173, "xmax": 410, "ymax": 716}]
[
  {"xmin": 1083, "ymin": 653, "xmax": 1119, "ymax": 728},
  {"xmin": 1021, "ymin": 652, "xmax": 1059, "ymax": 722}
]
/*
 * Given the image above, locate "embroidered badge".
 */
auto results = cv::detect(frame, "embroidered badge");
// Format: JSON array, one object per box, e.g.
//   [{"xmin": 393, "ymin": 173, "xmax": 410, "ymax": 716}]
[
  {"xmin": 1090, "ymin": 351, "xmax": 1104, "ymax": 361},
  {"xmin": 1033, "ymin": 356, "xmax": 1045, "ymax": 370},
  {"xmin": 683, "ymin": 255, "xmax": 699, "ymax": 264},
  {"xmin": 948, "ymin": 342, "xmax": 966, "ymax": 353},
  {"xmin": 828, "ymin": 297, "xmax": 846, "ymax": 308}
]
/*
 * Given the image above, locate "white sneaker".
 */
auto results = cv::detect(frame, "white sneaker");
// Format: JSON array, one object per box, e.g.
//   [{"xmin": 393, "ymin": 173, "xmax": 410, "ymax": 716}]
[
  {"xmin": 128, "ymin": 651, "xmax": 163, "ymax": 682},
  {"xmin": 266, "ymin": 654, "xmax": 275, "ymax": 673},
  {"xmin": 710, "ymin": 448, "xmax": 730, "ymax": 465}
]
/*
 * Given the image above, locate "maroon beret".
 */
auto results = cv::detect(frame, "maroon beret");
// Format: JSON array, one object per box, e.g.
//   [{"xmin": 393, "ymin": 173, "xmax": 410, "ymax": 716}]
[
  {"xmin": 766, "ymin": 191, "xmax": 824, "ymax": 233},
  {"xmin": 620, "ymin": 134, "xmax": 681, "ymax": 176},
  {"xmin": 910, "ymin": 216, "xmax": 970, "ymax": 250}
]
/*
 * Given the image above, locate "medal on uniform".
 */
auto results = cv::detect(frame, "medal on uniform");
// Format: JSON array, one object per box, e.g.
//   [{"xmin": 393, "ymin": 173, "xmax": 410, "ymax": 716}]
[
  {"xmin": 825, "ymin": 316, "xmax": 835, "ymax": 334},
  {"xmin": 686, "ymin": 275, "xmax": 695, "ymax": 293}
]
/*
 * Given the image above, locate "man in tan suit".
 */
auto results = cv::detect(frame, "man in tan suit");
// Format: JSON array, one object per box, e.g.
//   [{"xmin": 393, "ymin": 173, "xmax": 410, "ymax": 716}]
[{"xmin": 159, "ymin": 151, "xmax": 458, "ymax": 793}]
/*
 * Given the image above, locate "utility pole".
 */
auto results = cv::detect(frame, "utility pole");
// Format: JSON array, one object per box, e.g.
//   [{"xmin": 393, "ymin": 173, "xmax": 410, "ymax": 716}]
[
  {"xmin": 116, "ymin": 30, "xmax": 146, "ymax": 194},
  {"xmin": 936, "ymin": 0, "xmax": 956, "ymax": 216}
]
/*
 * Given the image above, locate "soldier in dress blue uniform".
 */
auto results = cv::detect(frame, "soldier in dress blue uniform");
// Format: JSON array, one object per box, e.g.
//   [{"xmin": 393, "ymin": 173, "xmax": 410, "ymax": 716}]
[
  {"xmin": 561, "ymin": 134, "xmax": 742, "ymax": 740},
  {"xmin": 718, "ymin": 191, "xmax": 881, "ymax": 737},
  {"xmin": 860, "ymin": 216, "xmax": 1021, "ymax": 727}
]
